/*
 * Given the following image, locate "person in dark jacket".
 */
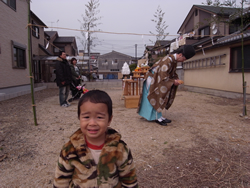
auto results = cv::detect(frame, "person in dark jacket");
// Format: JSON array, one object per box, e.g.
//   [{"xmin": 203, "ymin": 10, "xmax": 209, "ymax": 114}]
[{"xmin": 55, "ymin": 51, "xmax": 72, "ymax": 107}]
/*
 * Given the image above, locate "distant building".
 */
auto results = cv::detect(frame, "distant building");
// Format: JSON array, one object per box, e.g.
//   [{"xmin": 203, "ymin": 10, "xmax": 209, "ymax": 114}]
[{"xmin": 97, "ymin": 50, "xmax": 134, "ymax": 79}]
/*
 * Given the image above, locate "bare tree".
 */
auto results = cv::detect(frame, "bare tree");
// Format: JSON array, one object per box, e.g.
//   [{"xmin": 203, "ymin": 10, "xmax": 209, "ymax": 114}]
[
  {"xmin": 78, "ymin": 0, "xmax": 102, "ymax": 51},
  {"xmin": 78, "ymin": 0, "xmax": 102, "ymax": 79},
  {"xmin": 149, "ymin": 6, "xmax": 169, "ymax": 43},
  {"xmin": 205, "ymin": 0, "xmax": 237, "ymax": 6}
]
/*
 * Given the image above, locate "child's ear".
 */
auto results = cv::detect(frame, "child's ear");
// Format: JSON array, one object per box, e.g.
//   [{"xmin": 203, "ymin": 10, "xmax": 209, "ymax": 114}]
[{"xmin": 108, "ymin": 115, "xmax": 113, "ymax": 126}]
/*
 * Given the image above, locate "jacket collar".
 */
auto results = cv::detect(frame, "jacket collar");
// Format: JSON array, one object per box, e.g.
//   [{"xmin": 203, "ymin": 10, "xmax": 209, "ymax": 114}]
[
  {"xmin": 56, "ymin": 57, "xmax": 67, "ymax": 62},
  {"xmin": 70, "ymin": 128, "xmax": 121, "ymax": 150}
]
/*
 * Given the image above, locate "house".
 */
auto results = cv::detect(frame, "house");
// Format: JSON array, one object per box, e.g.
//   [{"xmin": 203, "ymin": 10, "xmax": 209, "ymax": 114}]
[
  {"xmin": 97, "ymin": 50, "xmax": 134, "ymax": 79},
  {"xmin": 30, "ymin": 10, "xmax": 49, "ymax": 83},
  {"xmin": 0, "ymin": 1, "xmax": 79, "ymax": 101},
  {"xmin": 44, "ymin": 31, "xmax": 78, "ymax": 56},
  {"xmin": 33, "ymin": 31, "xmax": 78, "ymax": 82},
  {"xmin": 0, "ymin": 0, "xmax": 31, "ymax": 95},
  {"xmin": 177, "ymin": 4, "xmax": 250, "ymax": 99}
]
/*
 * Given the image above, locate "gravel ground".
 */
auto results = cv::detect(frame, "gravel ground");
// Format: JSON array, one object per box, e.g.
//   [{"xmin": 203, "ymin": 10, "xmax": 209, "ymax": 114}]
[{"xmin": 0, "ymin": 87, "xmax": 249, "ymax": 188}]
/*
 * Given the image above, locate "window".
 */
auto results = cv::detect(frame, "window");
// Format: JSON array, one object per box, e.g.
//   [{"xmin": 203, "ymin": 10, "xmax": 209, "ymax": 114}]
[
  {"xmin": 54, "ymin": 47, "xmax": 64, "ymax": 53},
  {"xmin": 195, "ymin": 9, "xmax": 198, "ymax": 16},
  {"xmin": 112, "ymin": 59, "xmax": 118, "ymax": 64},
  {"xmin": 72, "ymin": 48, "xmax": 76, "ymax": 56},
  {"xmin": 12, "ymin": 41, "xmax": 26, "ymax": 69},
  {"xmin": 230, "ymin": 45, "xmax": 250, "ymax": 72},
  {"xmin": 54, "ymin": 47, "xmax": 60, "ymax": 53},
  {"xmin": 2, "ymin": 0, "xmax": 16, "ymax": 10},
  {"xmin": 32, "ymin": 21, "xmax": 39, "ymax": 39},
  {"xmin": 102, "ymin": 59, "xmax": 108, "ymax": 65},
  {"xmin": 199, "ymin": 26, "xmax": 210, "ymax": 38}
]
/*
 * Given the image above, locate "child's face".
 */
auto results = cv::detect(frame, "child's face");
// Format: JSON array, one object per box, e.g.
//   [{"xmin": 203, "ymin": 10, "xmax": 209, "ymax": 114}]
[{"xmin": 79, "ymin": 100, "xmax": 112, "ymax": 145}]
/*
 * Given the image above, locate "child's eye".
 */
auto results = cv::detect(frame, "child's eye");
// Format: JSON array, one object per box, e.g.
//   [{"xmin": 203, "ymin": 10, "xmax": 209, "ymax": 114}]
[
  {"xmin": 97, "ymin": 116, "xmax": 104, "ymax": 119},
  {"xmin": 82, "ymin": 116, "xmax": 89, "ymax": 119}
]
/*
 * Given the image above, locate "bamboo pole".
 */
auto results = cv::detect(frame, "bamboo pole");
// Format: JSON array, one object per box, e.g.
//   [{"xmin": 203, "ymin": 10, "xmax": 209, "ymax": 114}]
[
  {"xmin": 28, "ymin": 1, "xmax": 38, "ymax": 125},
  {"xmin": 240, "ymin": 0, "xmax": 247, "ymax": 116},
  {"xmin": 243, "ymin": 81, "xmax": 247, "ymax": 116}
]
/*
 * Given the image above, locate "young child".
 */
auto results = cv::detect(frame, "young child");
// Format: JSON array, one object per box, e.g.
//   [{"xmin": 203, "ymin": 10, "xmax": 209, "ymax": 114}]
[{"xmin": 53, "ymin": 90, "xmax": 138, "ymax": 188}]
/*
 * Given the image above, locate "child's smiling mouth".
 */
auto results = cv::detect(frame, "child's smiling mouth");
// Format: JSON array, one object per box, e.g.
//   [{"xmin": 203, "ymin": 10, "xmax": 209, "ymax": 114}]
[{"xmin": 88, "ymin": 129, "xmax": 99, "ymax": 134}]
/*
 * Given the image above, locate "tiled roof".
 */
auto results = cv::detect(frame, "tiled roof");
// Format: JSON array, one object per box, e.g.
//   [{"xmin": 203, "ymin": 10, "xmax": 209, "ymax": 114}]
[
  {"xmin": 38, "ymin": 44, "xmax": 53, "ymax": 56},
  {"xmin": 191, "ymin": 36, "xmax": 221, "ymax": 47},
  {"xmin": 216, "ymin": 29, "xmax": 250, "ymax": 45},
  {"xmin": 54, "ymin": 37, "xmax": 75, "ymax": 43},
  {"xmin": 195, "ymin": 5, "xmax": 239, "ymax": 15},
  {"xmin": 45, "ymin": 31, "xmax": 58, "ymax": 38},
  {"xmin": 30, "ymin": 11, "xmax": 47, "ymax": 27},
  {"xmin": 99, "ymin": 50, "xmax": 132, "ymax": 58},
  {"xmin": 155, "ymin": 40, "xmax": 172, "ymax": 46},
  {"xmin": 192, "ymin": 24, "xmax": 250, "ymax": 49}
]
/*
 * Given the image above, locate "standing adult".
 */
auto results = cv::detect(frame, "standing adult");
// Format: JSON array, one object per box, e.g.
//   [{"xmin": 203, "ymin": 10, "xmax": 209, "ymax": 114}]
[
  {"xmin": 55, "ymin": 51, "xmax": 72, "ymax": 107},
  {"xmin": 69, "ymin": 57, "xmax": 81, "ymax": 99},
  {"xmin": 137, "ymin": 45, "xmax": 196, "ymax": 126}
]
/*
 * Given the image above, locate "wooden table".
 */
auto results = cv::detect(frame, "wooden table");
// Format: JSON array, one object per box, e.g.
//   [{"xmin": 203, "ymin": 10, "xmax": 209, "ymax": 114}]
[
  {"xmin": 122, "ymin": 79, "xmax": 139, "ymax": 96},
  {"xmin": 132, "ymin": 76, "xmax": 144, "ymax": 95}
]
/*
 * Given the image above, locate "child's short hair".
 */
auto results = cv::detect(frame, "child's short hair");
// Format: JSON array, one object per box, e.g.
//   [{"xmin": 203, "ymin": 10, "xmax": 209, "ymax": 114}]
[{"xmin": 77, "ymin": 90, "xmax": 113, "ymax": 121}]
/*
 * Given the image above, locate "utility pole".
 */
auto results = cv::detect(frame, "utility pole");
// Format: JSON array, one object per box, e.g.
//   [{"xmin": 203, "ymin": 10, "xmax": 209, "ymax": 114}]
[
  {"xmin": 87, "ymin": 23, "xmax": 91, "ymax": 81},
  {"xmin": 135, "ymin": 44, "xmax": 137, "ymax": 59},
  {"xmin": 88, "ymin": 34, "xmax": 90, "ymax": 81}
]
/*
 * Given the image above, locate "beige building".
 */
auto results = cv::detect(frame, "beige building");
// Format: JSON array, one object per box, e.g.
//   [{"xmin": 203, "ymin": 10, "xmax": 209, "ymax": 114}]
[
  {"xmin": 0, "ymin": 1, "xmax": 30, "ymax": 89},
  {"xmin": 178, "ymin": 5, "xmax": 250, "ymax": 98}
]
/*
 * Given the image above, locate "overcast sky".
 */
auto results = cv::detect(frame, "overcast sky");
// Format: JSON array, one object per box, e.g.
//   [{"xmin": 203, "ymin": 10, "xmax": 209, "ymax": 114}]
[{"xmin": 31, "ymin": 0, "xmax": 205, "ymax": 57}]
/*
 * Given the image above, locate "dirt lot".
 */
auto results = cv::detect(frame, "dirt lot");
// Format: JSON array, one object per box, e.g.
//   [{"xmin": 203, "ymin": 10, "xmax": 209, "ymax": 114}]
[{"xmin": 0, "ymin": 87, "xmax": 249, "ymax": 188}]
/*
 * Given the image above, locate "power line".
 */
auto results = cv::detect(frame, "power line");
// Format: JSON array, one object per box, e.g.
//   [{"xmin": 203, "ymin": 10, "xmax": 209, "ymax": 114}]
[{"xmin": 29, "ymin": 24, "xmax": 180, "ymax": 37}]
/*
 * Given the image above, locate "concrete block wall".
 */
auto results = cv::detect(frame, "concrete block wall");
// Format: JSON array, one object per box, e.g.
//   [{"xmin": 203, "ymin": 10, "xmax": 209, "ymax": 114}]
[{"xmin": 0, "ymin": 84, "xmax": 47, "ymax": 102}]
